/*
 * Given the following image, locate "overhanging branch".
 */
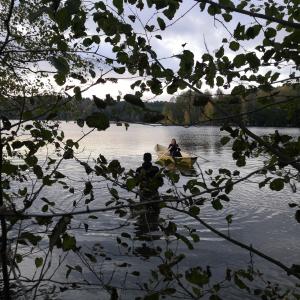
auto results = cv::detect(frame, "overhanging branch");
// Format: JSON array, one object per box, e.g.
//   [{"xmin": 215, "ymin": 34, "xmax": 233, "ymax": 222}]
[{"xmin": 195, "ymin": 0, "xmax": 300, "ymax": 29}]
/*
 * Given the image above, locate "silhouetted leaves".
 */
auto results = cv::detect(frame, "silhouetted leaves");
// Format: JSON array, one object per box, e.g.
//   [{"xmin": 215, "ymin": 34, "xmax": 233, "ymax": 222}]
[
  {"xmin": 86, "ymin": 112, "xmax": 110, "ymax": 130},
  {"xmin": 124, "ymin": 94, "xmax": 145, "ymax": 108}
]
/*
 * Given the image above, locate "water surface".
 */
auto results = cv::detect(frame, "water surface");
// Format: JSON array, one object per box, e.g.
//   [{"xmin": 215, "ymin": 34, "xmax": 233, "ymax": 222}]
[{"xmin": 21, "ymin": 123, "xmax": 300, "ymax": 299}]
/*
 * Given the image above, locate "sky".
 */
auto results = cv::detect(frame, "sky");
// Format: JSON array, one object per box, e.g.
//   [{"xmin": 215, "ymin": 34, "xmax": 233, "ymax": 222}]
[
  {"xmin": 36, "ymin": 0, "xmax": 297, "ymax": 102},
  {"xmin": 82, "ymin": 1, "xmax": 234, "ymax": 101}
]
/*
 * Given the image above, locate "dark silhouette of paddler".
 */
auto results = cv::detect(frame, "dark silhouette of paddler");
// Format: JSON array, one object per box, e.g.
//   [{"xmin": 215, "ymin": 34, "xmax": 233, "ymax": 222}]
[
  {"xmin": 134, "ymin": 153, "xmax": 163, "ymax": 238},
  {"xmin": 136, "ymin": 153, "xmax": 163, "ymax": 206}
]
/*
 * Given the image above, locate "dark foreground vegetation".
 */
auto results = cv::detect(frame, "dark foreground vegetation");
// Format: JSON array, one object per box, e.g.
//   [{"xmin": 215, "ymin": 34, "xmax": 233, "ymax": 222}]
[{"xmin": 0, "ymin": 0, "xmax": 300, "ymax": 299}]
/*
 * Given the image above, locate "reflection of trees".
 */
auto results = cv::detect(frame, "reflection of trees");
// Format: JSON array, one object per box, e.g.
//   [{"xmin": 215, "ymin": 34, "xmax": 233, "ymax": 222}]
[
  {"xmin": 177, "ymin": 129, "xmax": 224, "ymax": 156},
  {"xmin": 134, "ymin": 206, "xmax": 160, "ymax": 238},
  {"xmin": 133, "ymin": 206, "xmax": 161, "ymax": 259}
]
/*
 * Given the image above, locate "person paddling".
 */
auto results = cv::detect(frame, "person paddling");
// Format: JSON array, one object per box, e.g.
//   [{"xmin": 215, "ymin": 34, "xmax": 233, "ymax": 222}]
[
  {"xmin": 168, "ymin": 138, "xmax": 182, "ymax": 157},
  {"xmin": 136, "ymin": 153, "xmax": 163, "ymax": 206}
]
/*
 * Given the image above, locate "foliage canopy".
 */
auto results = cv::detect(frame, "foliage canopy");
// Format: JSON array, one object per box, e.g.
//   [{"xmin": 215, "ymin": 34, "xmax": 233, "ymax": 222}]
[{"xmin": 0, "ymin": 0, "xmax": 299, "ymax": 299}]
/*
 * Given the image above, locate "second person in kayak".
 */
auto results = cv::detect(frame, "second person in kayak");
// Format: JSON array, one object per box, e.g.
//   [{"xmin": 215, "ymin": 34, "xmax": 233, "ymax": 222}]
[{"xmin": 168, "ymin": 138, "xmax": 182, "ymax": 157}]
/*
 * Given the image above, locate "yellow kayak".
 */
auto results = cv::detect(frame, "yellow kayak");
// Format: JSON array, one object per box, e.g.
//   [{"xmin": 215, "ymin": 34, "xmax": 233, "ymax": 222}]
[{"xmin": 154, "ymin": 144, "xmax": 198, "ymax": 166}]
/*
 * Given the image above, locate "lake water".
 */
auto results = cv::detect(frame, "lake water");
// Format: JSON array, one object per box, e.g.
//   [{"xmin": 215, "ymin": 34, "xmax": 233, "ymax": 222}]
[{"xmin": 16, "ymin": 123, "xmax": 300, "ymax": 299}]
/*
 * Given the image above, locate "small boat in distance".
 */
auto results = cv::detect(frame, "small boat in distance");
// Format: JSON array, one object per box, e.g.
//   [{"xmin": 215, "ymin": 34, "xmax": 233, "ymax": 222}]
[{"xmin": 154, "ymin": 144, "xmax": 198, "ymax": 167}]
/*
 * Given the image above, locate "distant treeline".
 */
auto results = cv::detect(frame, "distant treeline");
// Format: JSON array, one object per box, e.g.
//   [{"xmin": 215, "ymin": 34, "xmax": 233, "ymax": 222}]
[
  {"xmin": 163, "ymin": 84, "xmax": 300, "ymax": 127},
  {"xmin": 1, "ymin": 84, "xmax": 299, "ymax": 127}
]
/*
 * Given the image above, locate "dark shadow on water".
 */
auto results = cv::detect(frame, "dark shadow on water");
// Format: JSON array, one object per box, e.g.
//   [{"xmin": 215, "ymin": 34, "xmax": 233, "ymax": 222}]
[
  {"xmin": 132, "ymin": 205, "xmax": 162, "ymax": 259},
  {"xmin": 178, "ymin": 165, "xmax": 198, "ymax": 177},
  {"xmin": 159, "ymin": 162, "xmax": 199, "ymax": 177}
]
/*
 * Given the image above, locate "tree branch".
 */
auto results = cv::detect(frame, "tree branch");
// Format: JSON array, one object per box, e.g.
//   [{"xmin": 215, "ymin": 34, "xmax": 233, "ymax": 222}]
[
  {"xmin": 0, "ymin": 0, "xmax": 15, "ymax": 56},
  {"xmin": 194, "ymin": 0, "xmax": 300, "ymax": 29},
  {"xmin": 167, "ymin": 205, "xmax": 300, "ymax": 280},
  {"xmin": 0, "ymin": 124, "xmax": 11, "ymax": 299}
]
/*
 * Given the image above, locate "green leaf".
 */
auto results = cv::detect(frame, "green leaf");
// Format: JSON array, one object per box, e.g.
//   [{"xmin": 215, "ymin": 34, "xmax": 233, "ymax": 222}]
[
  {"xmin": 222, "ymin": 13, "xmax": 232, "ymax": 22},
  {"xmin": 216, "ymin": 76, "xmax": 224, "ymax": 87},
  {"xmin": 15, "ymin": 254, "xmax": 23, "ymax": 263},
  {"xmin": 93, "ymin": 95, "xmax": 107, "ymax": 109},
  {"xmin": 84, "ymin": 181, "xmax": 93, "ymax": 195},
  {"xmin": 124, "ymin": 94, "xmax": 145, "ymax": 108},
  {"xmin": 163, "ymin": 6, "xmax": 177, "ymax": 20},
  {"xmin": 295, "ymin": 210, "xmax": 300, "ymax": 223},
  {"xmin": 236, "ymin": 156, "xmax": 246, "ymax": 167},
  {"xmin": 245, "ymin": 52, "xmax": 260, "ymax": 69},
  {"xmin": 189, "ymin": 206, "xmax": 200, "ymax": 216},
  {"xmin": 25, "ymin": 155, "xmax": 38, "ymax": 166},
  {"xmin": 147, "ymin": 78, "xmax": 162, "ymax": 95},
  {"xmin": 85, "ymin": 112, "xmax": 110, "ymax": 130},
  {"xmin": 185, "ymin": 268, "xmax": 209, "ymax": 286},
  {"xmin": 215, "ymin": 46, "xmax": 224, "ymax": 58},
  {"xmin": 174, "ymin": 233, "xmax": 193, "ymax": 250},
  {"xmin": 220, "ymin": 136, "xmax": 230, "ymax": 145},
  {"xmin": 49, "ymin": 216, "xmax": 72, "ymax": 251},
  {"xmin": 245, "ymin": 24, "xmax": 261, "ymax": 39},
  {"xmin": 157, "ymin": 17, "xmax": 166, "ymax": 30},
  {"xmin": 114, "ymin": 67, "xmax": 125, "ymax": 74},
  {"xmin": 113, "ymin": 0, "xmax": 123, "ymax": 14},
  {"xmin": 144, "ymin": 293, "xmax": 159, "ymax": 300},
  {"xmin": 218, "ymin": 194, "xmax": 230, "ymax": 202},
  {"xmin": 1, "ymin": 116, "xmax": 11, "ymax": 130},
  {"xmin": 226, "ymin": 214, "xmax": 233, "ymax": 224},
  {"xmin": 126, "ymin": 178, "xmax": 137, "ymax": 190},
  {"xmin": 234, "ymin": 274, "xmax": 248, "ymax": 290},
  {"xmin": 163, "ymin": 288, "xmax": 176, "ymax": 295},
  {"xmin": 42, "ymin": 204, "xmax": 48, "ymax": 212},
  {"xmin": 229, "ymin": 41, "xmax": 240, "ymax": 51},
  {"xmin": 233, "ymin": 54, "xmax": 245, "ymax": 68},
  {"xmin": 85, "ymin": 253, "xmax": 97, "ymax": 263},
  {"xmin": 208, "ymin": 4, "xmax": 221, "ymax": 15},
  {"xmin": 73, "ymin": 86, "xmax": 82, "ymax": 101},
  {"xmin": 77, "ymin": 119, "xmax": 84, "ymax": 127},
  {"xmin": 231, "ymin": 85, "xmax": 246, "ymax": 95},
  {"xmin": 19, "ymin": 232, "xmax": 42, "ymax": 246},
  {"xmin": 51, "ymin": 56, "xmax": 70, "ymax": 74},
  {"xmin": 265, "ymin": 28, "xmax": 276, "ymax": 39},
  {"xmin": 131, "ymin": 271, "xmax": 140, "ymax": 276},
  {"xmin": 65, "ymin": 0, "xmax": 81, "ymax": 14},
  {"xmin": 92, "ymin": 35, "xmax": 100, "ymax": 44},
  {"xmin": 178, "ymin": 50, "xmax": 194, "ymax": 78},
  {"xmin": 270, "ymin": 178, "xmax": 284, "ymax": 191},
  {"xmin": 212, "ymin": 199, "xmax": 223, "ymax": 210},
  {"xmin": 62, "ymin": 234, "xmax": 76, "ymax": 251},
  {"xmin": 35, "ymin": 257, "xmax": 43, "ymax": 268},
  {"xmin": 33, "ymin": 165, "xmax": 43, "ymax": 179},
  {"xmin": 82, "ymin": 38, "xmax": 92, "ymax": 47},
  {"xmin": 128, "ymin": 14, "xmax": 136, "ymax": 22},
  {"xmin": 12, "ymin": 141, "xmax": 23, "ymax": 149},
  {"xmin": 2, "ymin": 162, "xmax": 18, "ymax": 175},
  {"xmin": 121, "ymin": 232, "xmax": 131, "ymax": 239},
  {"xmin": 54, "ymin": 73, "xmax": 66, "ymax": 86}
]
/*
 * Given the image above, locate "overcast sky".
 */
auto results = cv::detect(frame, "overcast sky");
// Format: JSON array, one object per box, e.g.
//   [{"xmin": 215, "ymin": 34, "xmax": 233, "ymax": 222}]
[{"xmin": 61, "ymin": 1, "xmax": 296, "ymax": 102}]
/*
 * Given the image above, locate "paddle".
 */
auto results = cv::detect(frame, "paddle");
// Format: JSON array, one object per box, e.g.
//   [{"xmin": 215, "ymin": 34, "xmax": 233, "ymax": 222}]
[
  {"xmin": 198, "ymin": 154, "xmax": 209, "ymax": 162},
  {"xmin": 190, "ymin": 152, "xmax": 209, "ymax": 162},
  {"xmin": 160, "ymin": 149, "xmax": 171, "ymax": 158}
]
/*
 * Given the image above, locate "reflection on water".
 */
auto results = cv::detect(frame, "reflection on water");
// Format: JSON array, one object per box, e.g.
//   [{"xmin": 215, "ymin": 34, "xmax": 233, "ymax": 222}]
[
  {"xmin": 133, "ymin": 206, "xmax": 161, "ymax": 259},
  {"xmin": 158, "ymin": 160, "xmax": 199, "ymax": 177},
  {"xmin": 28, "ymin": 123, "xmax": 300, "ymax": 298}
]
